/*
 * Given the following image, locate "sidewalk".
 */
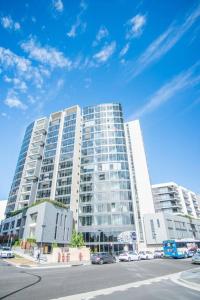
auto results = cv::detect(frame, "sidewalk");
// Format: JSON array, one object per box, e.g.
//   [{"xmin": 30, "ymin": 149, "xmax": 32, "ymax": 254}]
[
  {"xmin": 4, "ymin": 255, "xmax": 38, "ymax": 267},
  {"xmin": 4, "ymin": 253, "xmax": 91, "ymax": 269}
]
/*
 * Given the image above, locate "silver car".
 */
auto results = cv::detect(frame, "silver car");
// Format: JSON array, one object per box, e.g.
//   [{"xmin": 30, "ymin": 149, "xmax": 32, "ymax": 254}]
[
  {"xmin": 0, "ymin": 247, "xmax": 15, "ymax": 258},
  {"xmin": 192, "ymin": 251, "xmax": 200, "ymax": 264}
]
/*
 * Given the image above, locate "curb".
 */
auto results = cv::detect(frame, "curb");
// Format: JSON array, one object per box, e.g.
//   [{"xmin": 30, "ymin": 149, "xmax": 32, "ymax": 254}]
[
  {"xmin": 171, "ymin": 267, "xmax": 200, "ymax": 292},
  {"xmin": 3, "ymin": 259, "xmax": 91, "ymax": 269}
]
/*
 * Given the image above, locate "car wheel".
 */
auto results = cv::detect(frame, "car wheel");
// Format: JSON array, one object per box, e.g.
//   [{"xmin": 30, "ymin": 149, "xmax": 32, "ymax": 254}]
[{"xmin": 99, "ymin": 259, "xmax": 104, "ymax": 265}]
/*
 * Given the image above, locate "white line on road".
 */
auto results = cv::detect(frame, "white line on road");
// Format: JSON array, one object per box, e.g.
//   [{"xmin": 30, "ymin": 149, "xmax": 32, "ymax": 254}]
[
  {"xmin": 171, "ymin": 274, "xmax": 200, "ymax": 293},
  {"xmin": 50, "ymin": 269, "xmax": 198, "ymax": 300}
]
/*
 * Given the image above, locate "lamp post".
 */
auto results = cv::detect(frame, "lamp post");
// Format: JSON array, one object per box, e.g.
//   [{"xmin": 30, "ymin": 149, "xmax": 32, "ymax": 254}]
[
  {"xmin": 97, "ymin": 230, "xmax": 102, "ymax": 253},
  {"xmin": 40, "ymin": 224, "xmax": 46, "ymax": 261},
  {"xmin": 153, "ymin": 232, "xmax": 157, "ymax": 249}
]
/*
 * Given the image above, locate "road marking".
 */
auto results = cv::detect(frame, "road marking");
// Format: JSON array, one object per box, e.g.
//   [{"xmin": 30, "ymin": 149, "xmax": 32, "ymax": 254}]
[
  {"xmin": 49, "ymin": 267, "xmax": 200, "ymax": 300},
  {"xmin": 50, "ymin": 271, "xmax": 194, "ymax": 300},
  {"xmin": 171, "ymin": 273, "xmax": 200, "ymax": 293}
]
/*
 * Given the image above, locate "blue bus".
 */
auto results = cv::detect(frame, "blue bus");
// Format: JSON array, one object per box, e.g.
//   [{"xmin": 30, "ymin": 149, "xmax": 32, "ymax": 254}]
[{"xmin": 163, "ymin": 239, "xmax": 200, "ymax": 259}]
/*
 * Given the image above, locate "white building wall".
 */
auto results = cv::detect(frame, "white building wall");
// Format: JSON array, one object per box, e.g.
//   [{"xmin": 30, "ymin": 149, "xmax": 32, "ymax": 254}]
[
  {"xmin": 70, "ymin": 106, "xmax": 82, "ymax": 229},
  {"xmin": 0, "ymin": 200, "xmax": 7, "ymax": 221},
  {"xmin": 152, "ymin": 182, "xmax": 200, "ymax": 218},
  {"xmin": 143, "ymin": 212, "xmax": 200, "ymax": 247},
  {"xmin": 125, "ymin": 120, "xmax": 155, "ymax": 248}
]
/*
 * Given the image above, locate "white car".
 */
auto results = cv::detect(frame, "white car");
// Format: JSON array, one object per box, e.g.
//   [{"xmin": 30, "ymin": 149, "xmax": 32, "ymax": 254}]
[
  {"xmin": 0, "ymin": 247, "xmax": 15, "ymax": 258},
  {"xmin": 138, "ymin": 250, "xmax": 154, "ymax": 260},
  {"xmin": 119, "ymin": 251, "xmax": 140, "ymax": 262}
]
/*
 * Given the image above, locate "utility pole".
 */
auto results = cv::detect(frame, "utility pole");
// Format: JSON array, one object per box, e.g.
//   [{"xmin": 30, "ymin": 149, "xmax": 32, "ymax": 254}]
[
  {"xmin": 40, "ymin": 224, "xmax": 46, "ymax": 261},
  {"xmin": 97, "ymin": 230, "xmax": 101, "ymax": 252}
]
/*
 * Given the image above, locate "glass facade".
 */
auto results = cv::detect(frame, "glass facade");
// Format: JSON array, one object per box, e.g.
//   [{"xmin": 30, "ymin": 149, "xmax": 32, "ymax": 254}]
[
  {"xmin": 79, "ymin": 103, "xmax": 135, "ymax": 250},
  {"xmin": 55, "ymin": 111, "xmax": 77, "ymax": 206},
  {"xmin": 6, "ymin": 122, "xmax": 34, "ymax": 215},
  {"xmin": 37, "ymin": 119, "xmax": 60, "ymax": 200}
]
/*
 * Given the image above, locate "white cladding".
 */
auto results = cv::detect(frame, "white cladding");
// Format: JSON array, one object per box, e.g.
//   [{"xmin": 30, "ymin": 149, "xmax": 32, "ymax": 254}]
[
  {"xmin": 125, "ymin": 120, "xmax": 155, "ymax": 246},
  {"xmin": 0, "ymin": 200, "xmax": 7, "ymax": 221},
  {"xmin": 143, "ymin": 212, "xmax": 200, "ymax": 245},
  {"xmin": 152, "ymin": 182, "xmax": 200, "ymax": 218}
]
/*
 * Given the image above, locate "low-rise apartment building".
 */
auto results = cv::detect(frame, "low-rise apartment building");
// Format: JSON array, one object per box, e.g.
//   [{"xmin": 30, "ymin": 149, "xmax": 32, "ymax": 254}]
[
  {"xmin": 152, "ymin": 182, "xmax": 200, "ymax": 218},
  {"xmin": 143, "ymin": 212, "xmax": 200, "ymax": 247}
]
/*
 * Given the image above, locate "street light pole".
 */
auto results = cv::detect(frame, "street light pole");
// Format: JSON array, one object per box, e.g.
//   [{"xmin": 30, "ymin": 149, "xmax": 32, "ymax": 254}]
[
  {"xmin": 40, "ymin": 224, "xmax": 46, "ymax": 261},
  {"xmin": 97, "ymin": 230, "xmax": 101, "ymax": 253}
]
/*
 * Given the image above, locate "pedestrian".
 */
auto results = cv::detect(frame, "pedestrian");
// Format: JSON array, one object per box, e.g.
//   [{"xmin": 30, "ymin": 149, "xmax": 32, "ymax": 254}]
[{"xmin": 36, "ymin": 248, "xmax": 40, "ymax": 262}]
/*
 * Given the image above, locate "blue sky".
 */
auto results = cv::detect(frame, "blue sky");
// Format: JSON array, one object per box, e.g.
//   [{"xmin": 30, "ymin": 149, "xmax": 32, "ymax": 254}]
[{"xmin": 0, "ymin": 0, "xmax": 200, "ymax": 199}]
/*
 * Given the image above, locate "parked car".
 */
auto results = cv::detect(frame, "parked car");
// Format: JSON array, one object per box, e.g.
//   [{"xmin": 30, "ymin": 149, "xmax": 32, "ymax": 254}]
[
  {"xmin": 138, "ymin": 250, "xmax": 154, "ymax": 260},
  {"xmin": 188, "ymin": 247, "xmax": 198, "ymax": 257},
  {"xmin": 91, "ymin": 252, "xmax": 116, "ymax": 265},
  {"xmin": 192, "ymin": 251, "xmax": 200, "ymax": 264},
  {"xmin": 119, "ymin": 251, "xmax": 140, "ymax": 262},
  {"xmin": 0, "ymin": 247, "xmax": 15, "ymax": 258},
  {"xmin": 154, "ymin": 250, "xmax": 164, "ymax": 258}
]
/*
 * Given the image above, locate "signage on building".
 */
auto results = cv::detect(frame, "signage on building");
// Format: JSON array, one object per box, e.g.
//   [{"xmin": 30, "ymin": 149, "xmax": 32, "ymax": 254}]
[{"xmin": 117, "ymin": 231, "xmax": 137, "ymax": 244}]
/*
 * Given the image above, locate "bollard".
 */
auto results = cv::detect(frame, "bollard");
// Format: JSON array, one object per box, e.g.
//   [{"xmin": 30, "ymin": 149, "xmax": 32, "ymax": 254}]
[{"xmin": 58, "ymin": 252, "xmax": 60, "ymax": 262}]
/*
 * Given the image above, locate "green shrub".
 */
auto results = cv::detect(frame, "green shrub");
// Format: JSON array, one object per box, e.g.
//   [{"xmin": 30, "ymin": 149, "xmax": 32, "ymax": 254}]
[
  {"xmin": 26, "ymin": 238, "xmax": 36, "ymax": 244},
  {"xmin": 70, "ymin": 230, "xmax": 85, "ymax": 248},
  {"xmin": 52, "ymin": 242, "xmax": 58, "ymax": 248}
]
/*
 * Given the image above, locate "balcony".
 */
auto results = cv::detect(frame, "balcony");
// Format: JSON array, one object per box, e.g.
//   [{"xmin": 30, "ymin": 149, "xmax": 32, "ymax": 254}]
[
  {"xmin": 34, "ymin": 128, "xmax": 47, "ymax": 135},
  {"xmin": 29, "ymin": 153, "xmax": 42, "ymax": 160},
  {"xmin": 24, "ymin": 174, "xmax": 38, "ymax": 182}
]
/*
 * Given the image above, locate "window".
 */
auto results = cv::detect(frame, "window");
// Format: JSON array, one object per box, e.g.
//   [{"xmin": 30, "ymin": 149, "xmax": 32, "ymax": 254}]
[
  {"xmin": 150, "ymin": 219, "xmax": 156, "ymax": 239},
  {"xmin": 157, "ymin": 219, "xmax": 160, "ymax": 228},
  {"xmin": 30, "ymin": 213, "xmax": 38, "ymax": 223},
  {"xmin": 79, "ymin": 216, "xmax": 93, "ymax": 226},
  {"xmin": 54, "ymin": 213, "xmax": 59, "ymax": 239},
  {"xmin": 99, "ymin": 173, "xmax": 105, "ymax": 181}
]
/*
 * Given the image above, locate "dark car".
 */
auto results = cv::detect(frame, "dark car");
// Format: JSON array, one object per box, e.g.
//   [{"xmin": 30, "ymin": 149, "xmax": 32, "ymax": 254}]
[{"xmin": 91, "ymin": 252, "xmax": 116, "ymax": 265}]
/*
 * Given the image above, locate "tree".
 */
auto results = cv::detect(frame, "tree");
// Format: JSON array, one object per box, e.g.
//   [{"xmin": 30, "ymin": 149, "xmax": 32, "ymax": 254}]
[{"xmin": 70, "ymin": 230, "xmax": 85, "ymax": 248}]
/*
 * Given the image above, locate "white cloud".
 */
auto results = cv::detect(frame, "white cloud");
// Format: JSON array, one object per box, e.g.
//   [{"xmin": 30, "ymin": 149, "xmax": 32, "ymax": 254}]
[
  {"xmin": 84, "ymin": 77, "xmax": 91, "ymax": 88},
  {"xmin": 1, "ymin": 112, "xmax": 7, "ymax": 117},
  {"xmin": 67, "ymin": 0, "xmax": 87, "ymax": 38},
  {"xmin": 126, "ymin": 14, "xmax": 146, "ymax": 39},
  {"xmin": 4, "ymin": 93, "xmax": 27, "ymax": 110},
  {"xmin": 93, "ymin": 42, "xmax": 116, "ymax": 63},
  {"xmin": 93, "ymin": 26, "xmax": 109, "ymax": 46},
  {"xmin": 119, "ymin": 43, "xmax": 130, "ymax": 57},
  {"xmin": 52, "ymin": 0, "xmax": 64, "ymax": 12},
  {"xmin": 131, "ymin": 62, "xmax": 200, "ymax": 118},
  {"xmin": 1, "ymin": 16, "xmax": 21, "ymax": 31},
  {"xmin": 3, "ymin": 75, "xmax": 27, "ymax": 91},
  {"xmin": 67, "ymin": 23, "xmax": 78, "ymax": 38},
  {"xmin": 14, "ymin": 22, "xmax": 20, "ymax": 30},
  {"xmin": 21, "ymin": 38, "xmax": 72, "ymax": 69},
  {"xmin": 129, "ymin": 4, "xmax": 200, "ymax": 79},
  {"xmin": 31, "ymin": 17, "xmax": 37, "ymax": 23},
  {"xmin": 57, "ymin": 79, "xmax": 64, "ymax": 88},
  {"xmin": 0, "ymin": 46, "xmax": 47, "ymax": 88}
]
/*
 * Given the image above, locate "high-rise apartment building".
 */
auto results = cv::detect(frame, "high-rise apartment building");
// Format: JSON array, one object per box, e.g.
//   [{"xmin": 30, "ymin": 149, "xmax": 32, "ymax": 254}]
[
  {"xmin": 2, "ymin": 103, "xmax": 155, "ymax": 250},
  {"xmin": 152, "ymin": 182, "xmax": 200, "ymax": 218},
  {"xmin": 6, "ymin": 106, "xmax": 81, "ymax": 225}
]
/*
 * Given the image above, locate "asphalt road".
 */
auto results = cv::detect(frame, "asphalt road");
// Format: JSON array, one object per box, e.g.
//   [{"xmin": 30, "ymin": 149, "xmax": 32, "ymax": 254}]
[{"xmin": 0, "ymin": 258, "xmax": 199, "ymax": 300}]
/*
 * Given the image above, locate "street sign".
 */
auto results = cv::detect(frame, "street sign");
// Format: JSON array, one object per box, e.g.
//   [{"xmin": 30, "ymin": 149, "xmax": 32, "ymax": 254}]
[{"xmin": 117, "ymin": 231, "xmax": 137, "ymax": 244}]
